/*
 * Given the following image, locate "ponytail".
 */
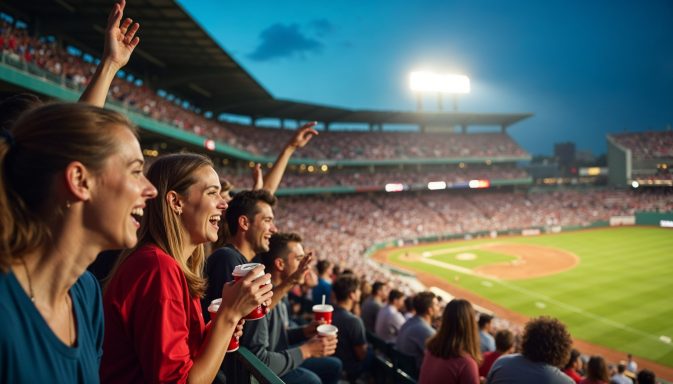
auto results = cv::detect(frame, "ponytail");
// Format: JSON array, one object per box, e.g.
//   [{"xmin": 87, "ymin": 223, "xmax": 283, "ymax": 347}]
[
  {"xmin": 0, "ymin": 102, "xmax": 135, "ymax": 271},
  {"xmin": 1, "ymin": 132, "xmax": 51, "ymax": 271}
]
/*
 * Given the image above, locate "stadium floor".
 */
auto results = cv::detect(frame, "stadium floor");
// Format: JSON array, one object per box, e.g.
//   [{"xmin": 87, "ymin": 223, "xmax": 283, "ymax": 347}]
[{"xmin": 374, "ymin": 226, "xmax": 673, "ymax": 379}]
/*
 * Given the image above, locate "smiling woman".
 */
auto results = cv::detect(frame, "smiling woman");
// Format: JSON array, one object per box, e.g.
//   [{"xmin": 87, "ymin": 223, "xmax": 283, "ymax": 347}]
[
  {"xmin": 101, "ymin": 153, "xmax": 274, "ymax": 384},
  {"xmin": 0, "ymin": 103, "xmax": 157, "ymax": 383}
]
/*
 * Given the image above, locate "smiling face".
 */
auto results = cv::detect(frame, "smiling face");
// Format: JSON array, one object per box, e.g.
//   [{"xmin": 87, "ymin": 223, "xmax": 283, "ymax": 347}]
[
  {"xmin": 179, "ymin": 166, "xmax": 228, "ymax": 246},
  {"xmin": 86, "ymin": 125, "xmax": 157, "ymax": 249},
  {"xmin": 246, "ymin": 201, "xmax": 277, "ymax": 254}
]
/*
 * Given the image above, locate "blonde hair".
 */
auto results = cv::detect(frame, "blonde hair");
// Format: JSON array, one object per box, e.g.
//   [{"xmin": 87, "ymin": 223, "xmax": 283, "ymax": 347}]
[
  {"xmin": 0, "ymin": 102, "xmax": 135, "ymax": 271},
  {"xmin": 111, "ymin": 153, "xmax": 213, "ymax": 297}
]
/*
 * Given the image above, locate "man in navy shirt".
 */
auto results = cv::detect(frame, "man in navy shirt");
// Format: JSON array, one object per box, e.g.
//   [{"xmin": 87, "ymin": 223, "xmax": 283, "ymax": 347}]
[{"xmin": 331, "ymin": 273, "xmax": 372, "ymax": 381}]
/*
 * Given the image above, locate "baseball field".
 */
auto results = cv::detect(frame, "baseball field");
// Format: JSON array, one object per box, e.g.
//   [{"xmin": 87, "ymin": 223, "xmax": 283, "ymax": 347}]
[{"xmin": 376, "ymin": 226, "xmax": 673, "ymax": 370}]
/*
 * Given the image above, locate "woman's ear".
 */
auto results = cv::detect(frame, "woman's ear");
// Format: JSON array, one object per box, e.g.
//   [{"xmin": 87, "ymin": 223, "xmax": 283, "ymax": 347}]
[
  {"xmin": 166, "ymin": 190, "xmax": 183, "ymax": 215},
  {"xmin": 64, "ymin": 161, "xmax": 92, "ymax": 202}
]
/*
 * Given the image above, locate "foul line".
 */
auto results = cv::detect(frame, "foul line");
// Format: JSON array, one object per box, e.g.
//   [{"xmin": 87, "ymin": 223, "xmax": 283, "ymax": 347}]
[{"xmin": 419, "ymin": 255, "xmax": 672, "ymax": 348}]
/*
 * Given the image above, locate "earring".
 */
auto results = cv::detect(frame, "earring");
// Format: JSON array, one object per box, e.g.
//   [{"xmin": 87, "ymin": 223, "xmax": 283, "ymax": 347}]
[
  {"xmin": 176, "ymin": 208, "xmax": 182, "ymax": 216},
  {"xmin": 66, "ymin": 200, "xmax": 72, "ymax": 209}
]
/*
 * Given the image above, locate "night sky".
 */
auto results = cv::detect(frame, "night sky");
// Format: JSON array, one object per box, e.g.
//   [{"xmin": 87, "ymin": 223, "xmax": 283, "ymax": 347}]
[{"xmin": 178, "ymin": 0, "xmax": 673, "ymax": 156}]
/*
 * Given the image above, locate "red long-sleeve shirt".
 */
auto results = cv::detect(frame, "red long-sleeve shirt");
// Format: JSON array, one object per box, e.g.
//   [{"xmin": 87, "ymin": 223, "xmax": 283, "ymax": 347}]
[{"xmin": 101, "ymin": 243, "xmax": 205, "ymax": 383}]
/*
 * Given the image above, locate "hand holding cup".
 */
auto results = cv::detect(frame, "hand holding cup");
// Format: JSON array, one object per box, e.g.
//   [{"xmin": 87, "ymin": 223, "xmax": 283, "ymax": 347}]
[{"xmin": 222, "ymin": 264, "xmax": 273, "ymax": 320}]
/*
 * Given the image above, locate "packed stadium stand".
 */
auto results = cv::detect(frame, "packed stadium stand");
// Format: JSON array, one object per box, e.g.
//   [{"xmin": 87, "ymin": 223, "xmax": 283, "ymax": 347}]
[
  {"xmin": 226, "ymin": 124, "xmax": 528, "ymax": 160},
  {"xmin": 276, "ymin": 189, "xmax": 673, "ymax": 282},
  {"xmin": 0, "ymin": 13, "xmax": 530, "ymax": 164},
  {"xmin": 608, "ymin": 130, "xmax": 673, "ymax": 187},
  {"xmin": 221, "ymin": 164, "xmax": 529, "ymax": 190},
  {"xmin": 611, "ymin": 131, "xmax": 673, "ymax": 159},
  {"xmin": 3, "ymin": 2, "xmax": 673, "ymax": 383}
]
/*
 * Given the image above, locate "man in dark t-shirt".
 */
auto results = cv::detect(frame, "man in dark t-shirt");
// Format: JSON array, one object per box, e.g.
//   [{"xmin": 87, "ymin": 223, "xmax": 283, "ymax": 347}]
[
  {"xmin": 203, "ymin": 244, "xmax": 247, "ymax": 320},
  {"xmin": 203, "ymin": 189, "xmax": 278, "ymax": 320},
  {"xmin": 331, "ymin": 274, "xmax": 372, "ymax": 381},
  {"xmin": 361, "ymin": 281, "xmax": 389, "ymax": 332},
  {"xmin": 203, "ymin": 189, "xmax": 313, "ymax": 321}
]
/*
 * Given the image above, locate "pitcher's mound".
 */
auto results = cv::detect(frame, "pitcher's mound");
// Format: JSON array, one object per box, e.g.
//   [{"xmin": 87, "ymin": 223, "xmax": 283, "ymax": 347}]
[{"xmin": 455, "ymin": 252, "xmax": 477, "ymax": 261}]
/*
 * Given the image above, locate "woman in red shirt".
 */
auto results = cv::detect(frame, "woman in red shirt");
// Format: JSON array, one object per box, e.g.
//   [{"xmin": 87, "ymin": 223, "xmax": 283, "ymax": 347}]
[
  {"xmin": 418, "ymin": 299, "xmax": 482, "ymax": 384},
  {"xmin": 102, "ymin": 153, "xmax": 273, "ymax": 383}
]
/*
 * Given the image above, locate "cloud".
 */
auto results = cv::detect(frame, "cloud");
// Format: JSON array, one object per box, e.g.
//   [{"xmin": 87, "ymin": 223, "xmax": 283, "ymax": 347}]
[
  {"xmin": 248, "ymin": 23, "xmax": 323, "ymax": 61},
  {"xmin": 308, "ymin": 18, "xmax": 335, "ymax": 37}
]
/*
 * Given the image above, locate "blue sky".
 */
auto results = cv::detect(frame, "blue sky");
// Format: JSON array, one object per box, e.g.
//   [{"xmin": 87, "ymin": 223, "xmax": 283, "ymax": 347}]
[{"xmin": 178, "ymin": 0, "xmax": 673, "ymax": 156}]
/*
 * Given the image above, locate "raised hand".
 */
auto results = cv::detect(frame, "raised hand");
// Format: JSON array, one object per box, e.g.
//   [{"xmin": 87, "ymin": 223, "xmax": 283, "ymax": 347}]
[
  {"xmin": 288, "ymin": 251, "xmax": 314, "ymax": 286},
  {"xmin": 288, "ymin": 121, "xmax": 319, "ymax": 149},
  {"xmin": 251, "ymin": 163, "xmax": 263, "ymax": 190},
  {"xmin": 104, "ymin": 0, "xmax": 140, "ymax": 69}
]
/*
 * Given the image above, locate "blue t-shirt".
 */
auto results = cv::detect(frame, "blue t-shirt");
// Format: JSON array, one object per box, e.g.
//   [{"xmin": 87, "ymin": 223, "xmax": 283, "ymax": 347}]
[
  {"xmin": 312, "ymin": 277, "xmax": 332, "ymax": 305},
  {"xmin": 0, "ymin": 270, "xmax": 104, "ymax": 383}
]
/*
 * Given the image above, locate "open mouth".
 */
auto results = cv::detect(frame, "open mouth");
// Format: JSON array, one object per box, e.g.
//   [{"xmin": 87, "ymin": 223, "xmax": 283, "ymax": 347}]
[
  {"xmin": 209, "ymin": 215, "xmax": 221, "ymax": 228},
  {"xmin": 131, "ymin": 207, "xmax": 144, "ymax": 228}
]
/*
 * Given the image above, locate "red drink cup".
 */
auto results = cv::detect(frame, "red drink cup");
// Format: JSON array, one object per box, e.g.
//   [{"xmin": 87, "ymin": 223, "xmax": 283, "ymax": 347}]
[
  {"xmin": 233, "ymin": 263, "xmax": 270, "ymax": 320},
  {"xmin": 208, "ymin": 299, "xmax": 239, "ymax": 352},
  {"xmin": 312, "ymin": 304, "xmax": 334, "ymax": 324}
]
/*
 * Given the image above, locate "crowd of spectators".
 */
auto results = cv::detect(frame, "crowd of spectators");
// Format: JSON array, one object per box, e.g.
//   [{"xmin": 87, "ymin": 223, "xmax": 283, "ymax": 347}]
[
  {"xmin": 227, "ymin": 123, "xmax": 529, "ymax": 160},
  {"xmin": 291, "ymin": 263, "xmax": 658, "ymax": 383},
  {"xmin": 222, "ymin": 165, "xmax": 529, "ymax": 189},
  {"xmin": 0, "ymin": 18, "xmax": 237, "ymax": 145},
  {"xmin": 274, "ymin": 188, "xmax": 673, "ymax": 292},
  {"xmin": 2, "ymin": 17, "xmax": 529, "ymax": 163},
  {"xmin": 3, "ymin": 6, "xmax": 669, "ymax": 384},
  {"xmin": 611, "ymin": 131, "xmax": 673, "ymax": 159}
]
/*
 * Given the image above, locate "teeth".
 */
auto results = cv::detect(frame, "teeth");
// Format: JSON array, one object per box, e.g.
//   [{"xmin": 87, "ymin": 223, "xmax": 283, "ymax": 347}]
[
  {"xmin": 131, "ymin": 208, "xmax": 144, "ymax": 217},
  {"xmin": 209, "ymin": 215, "xmax": 221, "ymax": 221}
]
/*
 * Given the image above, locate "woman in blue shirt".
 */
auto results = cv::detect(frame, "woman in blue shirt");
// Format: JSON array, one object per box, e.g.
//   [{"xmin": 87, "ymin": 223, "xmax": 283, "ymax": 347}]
[
  {"xmin": 0, "ymin": 2, "xmax": 156, "ymax": 380},
  {"xmin": 0, "ymin": 101, "xmax": 157, "ymax": 381}
]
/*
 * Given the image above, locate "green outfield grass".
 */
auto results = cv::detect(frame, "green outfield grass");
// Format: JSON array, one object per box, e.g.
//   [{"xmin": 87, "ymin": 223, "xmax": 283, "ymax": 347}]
[{"xmin": 388, "ymin": 226, "xmax": 673, "ymax": 367}]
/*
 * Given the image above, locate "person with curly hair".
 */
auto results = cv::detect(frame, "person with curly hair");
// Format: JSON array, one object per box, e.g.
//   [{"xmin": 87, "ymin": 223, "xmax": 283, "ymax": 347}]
[
  {"xmin": 487, "ymin": 316, "xmax": 574, "ymax": 384},
  {"xmin": 636, "ymin": 369, "xmax": 656, "ymax": 384}
]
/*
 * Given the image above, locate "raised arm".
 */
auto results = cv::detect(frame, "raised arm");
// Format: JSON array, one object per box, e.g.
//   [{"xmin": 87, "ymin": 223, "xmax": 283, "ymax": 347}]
[
  {"xmin": 79, "ymin": 0, "xmax": 140, "ymax": 107},
  {"xmin": 262, "ymin": 121, "xmax": 318, "ymax": 194}
]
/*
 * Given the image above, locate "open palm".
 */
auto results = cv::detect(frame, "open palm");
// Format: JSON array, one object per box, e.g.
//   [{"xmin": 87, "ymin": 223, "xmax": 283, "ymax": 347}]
[{"xmin": 104, "ymin": 0, "xmax": 140, "ymax": 69}]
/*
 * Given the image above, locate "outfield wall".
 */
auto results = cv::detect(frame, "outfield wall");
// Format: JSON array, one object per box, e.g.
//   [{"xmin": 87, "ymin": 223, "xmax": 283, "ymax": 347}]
[{"xmin": 636, "ymin": 212, "xmax": 673, "ymax": 227}]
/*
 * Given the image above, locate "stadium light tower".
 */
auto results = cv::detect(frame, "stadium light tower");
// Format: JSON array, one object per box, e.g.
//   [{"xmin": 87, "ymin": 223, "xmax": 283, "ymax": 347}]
[{"xmin": 409, "ymin": 71, "xmax": 470, "ymax": 111}]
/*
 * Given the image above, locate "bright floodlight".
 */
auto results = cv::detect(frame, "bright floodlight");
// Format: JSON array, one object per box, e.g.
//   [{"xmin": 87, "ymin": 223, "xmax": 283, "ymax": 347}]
[{"xmin": 409, "ymin": 71, "xmax": 470, "ymax": 94}]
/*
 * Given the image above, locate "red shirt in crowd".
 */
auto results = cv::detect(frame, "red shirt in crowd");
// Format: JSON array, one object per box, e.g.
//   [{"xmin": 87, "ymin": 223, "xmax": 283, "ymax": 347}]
[
  {"xmin": 564, "ymin": 367, "xmax": 584, "ymax": 384},
  {"xmin": 101, "ymin": 243, "xmax": 206, "ymax": 383},
  {"xmin": 419, "ymin": 351, "xmax": 480, "ymax": 384},
  {"xmin": 479, "ymin": 350, "xmax": 503, "ymax": 378}
]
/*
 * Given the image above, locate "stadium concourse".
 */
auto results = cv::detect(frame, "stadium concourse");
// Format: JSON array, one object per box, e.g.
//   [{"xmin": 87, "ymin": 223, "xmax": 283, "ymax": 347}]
[{"xmin": 2, "ymin": 2, "xmax": 673, "ymax": 384}]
